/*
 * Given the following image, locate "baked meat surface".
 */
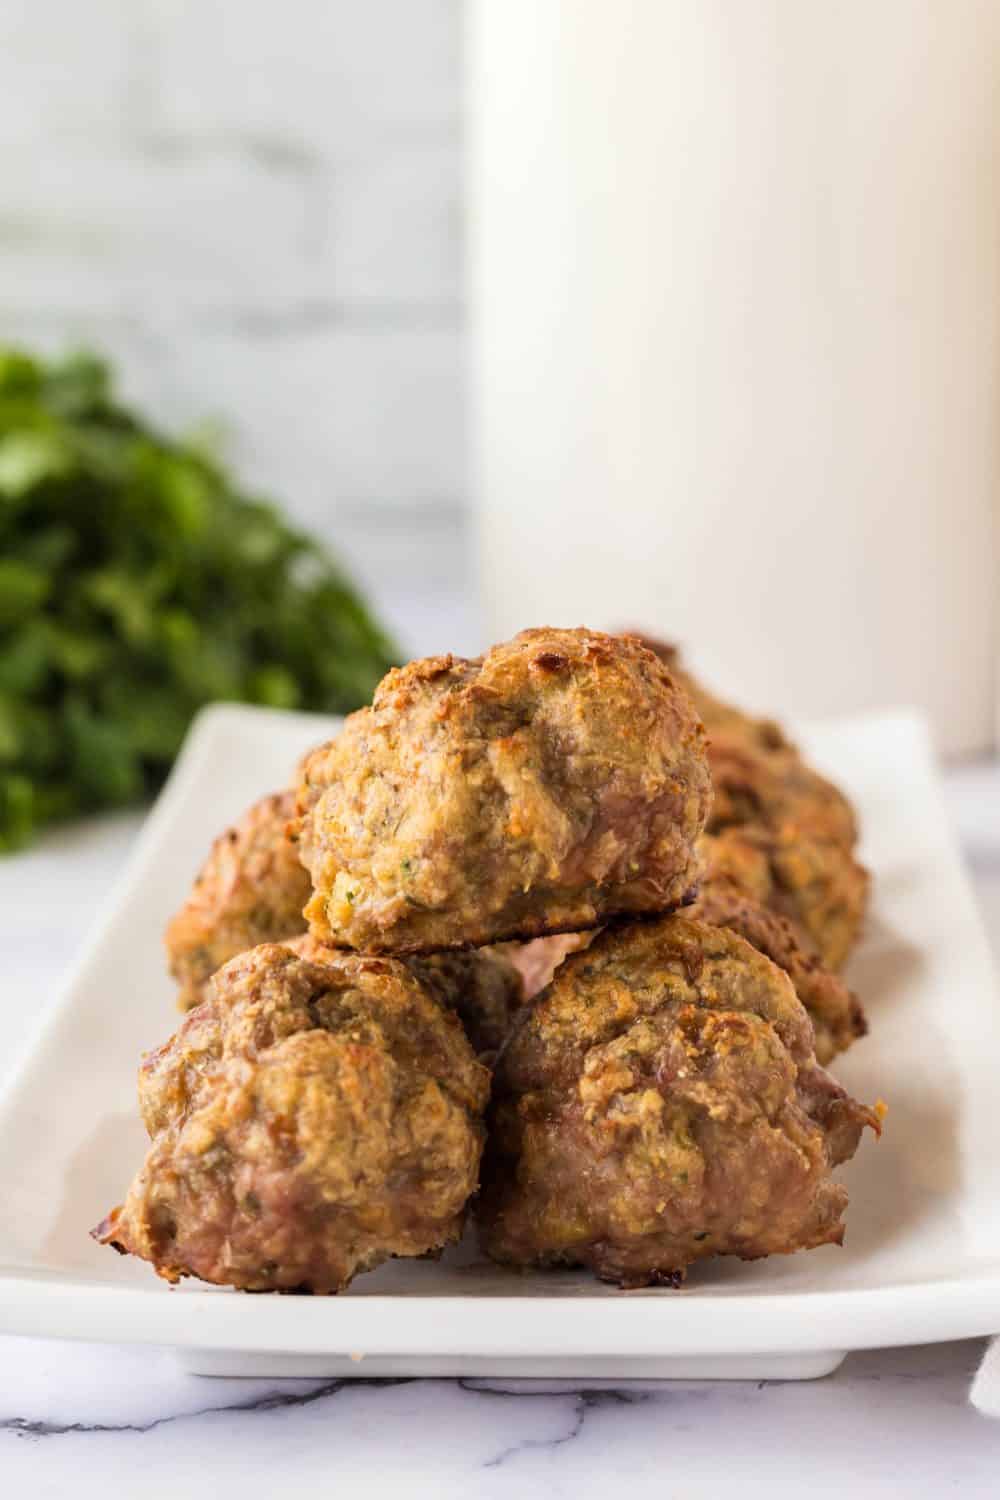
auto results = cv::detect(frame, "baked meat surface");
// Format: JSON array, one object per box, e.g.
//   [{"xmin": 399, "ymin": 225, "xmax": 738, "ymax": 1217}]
[
  {"xmin": 706, "ymin": 818, "xmax": 869, "ymax": 974},
  {"xmin": 479, "ymin": 915, "xmax": 878, "ymax": 1286},
  {"xmin": 286, "ymin": 931, "xmax": 524, "ymax": 1059},
  {"xmin": 629, "ymin": 639, "xmax": 868, "ymax": 968},
  {"xmin": 692, "ymin": 851, "xmax": 866, "ymax": 1064},
  {"xmin": 94, "ymin": 944, "xmax": 489, "ymax": 1293},
  {"xmin": 165, "ymin": 790, "xmax": 310, "ymax": 1011},
  {"xmin": 633, "ymin": 635, "xmax": 795, "ymax": 758},
  {"xmin": 296, "ymin": 628, "xmax": 711, "ymax": 953},
  {"xmin": 706, "ymin": 731, "xmax": 858, "ymax": 853},
  {"xmin": 507, "ymin": 860, "xmax": 865, "ymax": 1064}
]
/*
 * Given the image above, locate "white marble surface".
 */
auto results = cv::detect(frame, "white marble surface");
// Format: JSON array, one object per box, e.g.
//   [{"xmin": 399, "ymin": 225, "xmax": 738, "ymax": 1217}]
[{"xmin": 1, "ymin": 759, "xmax": 999, "ymax": 1494}]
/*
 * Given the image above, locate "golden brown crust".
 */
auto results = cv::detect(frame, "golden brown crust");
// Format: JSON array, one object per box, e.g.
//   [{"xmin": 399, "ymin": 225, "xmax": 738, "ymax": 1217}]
[
  {"xmin": 296, "ymin": 629, "xmax": 711, "ymax": 953},
  {"xmin": 631, "ymin": 635, "xmax": 795, "ymax": 758},
  {"xmin": 285, "ymin": 932, "xmax": 525, "ymax": 1059},
  {"xmin": 704, "ymin": 821, "xmax": 869, "ymax": 974},
  {"xmin": 764, "ymin": 826, "xmax": 869, "ymax": 972},
  {"xmin": 706, "ymin": 732, "xmax": 858, "ymax": 852},
  {"xmin": 478, "ymin": 915, "xmax": 879, "ymax": 1286},
  {"xmin": 94, "ymin": 945, "xmax": 490, "ymax": 1293},
  {"xmin": 690, "ymin": 864, "xmax": 866, "ymax": 1064},
  {"xmin": 165, "ymin": 791, "xmax": 311, "ymax": 1011},
  {"xmin": 629, "ymin": 639, "xmax": 868, "ymax": 969},
  {"xmin": 507, "ymin": 876, "xmax": 865, "ymax": 1065}
]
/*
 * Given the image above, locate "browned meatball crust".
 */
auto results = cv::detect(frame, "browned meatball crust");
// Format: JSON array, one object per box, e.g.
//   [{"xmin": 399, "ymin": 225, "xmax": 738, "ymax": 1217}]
[
  {"xmin": 698, "ymin": 731, "xmax": 867, "ymax": 972},
  {"xmin": 636, "ymin": 637, "xmax": 861, "ymax": 844},
  {"xmin": 165, "ymin": 790, "xmax": 311, "ymax": 1010},
  {"xmin": 630, "ymin": 640, "xmax": 868, "ymax": 970},
  {"xmin": 296, "ymin": 628, "xmax": 711, "ymax": 954},
  {"xmin": 506, "ymin": 860, "xmax": 864, "ymax": 1064},
  {"xmin": 286, "ymin": 931, "xmax": 524, "ymax": 1059},
  {"xmin": 691, "ymin": 859, "xmax": 866, "ymax": 1064},
  {"xmin": 479, "ymin": 916, "xmax": 879, "ymax": 1287},
  {"xmin": 704, "ymin": 818, "xmax": 869, "ymax": 974},
  {"xmin": 94, "ymin": 945, "xmax": 489, "ymax": 1293},
  {"xmin": 706, "ymin": 732, "xmax": 858, "ymax": 852},
  {"xmin": 633, "ymin": 635, "xmax": 795, "ymax": 759},
  {"xmin": 763, "ymin": 825, "xmax": 869, "ymax": 972}
]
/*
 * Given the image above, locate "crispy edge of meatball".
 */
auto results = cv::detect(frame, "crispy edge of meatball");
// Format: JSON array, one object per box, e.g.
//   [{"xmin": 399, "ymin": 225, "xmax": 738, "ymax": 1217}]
[
  {"xmin": 94, "ymin": 944, "xmax": 490, "ymax": 1293},
  {"xmin": 164, "ymin": 790, "xmax": 311, "ymax": 1011},
  {"xmin": 479, "ymin": 916, "xmax": 880, "ymax": 1287},
  {"xmin": 294, "ymin": 628, "xmax": 711, "ymax": 954}
]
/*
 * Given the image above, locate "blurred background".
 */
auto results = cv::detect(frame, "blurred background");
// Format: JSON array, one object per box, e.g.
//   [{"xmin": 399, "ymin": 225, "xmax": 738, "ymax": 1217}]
[
  {"xmin": 1, "ymin": 0, "xmax": 998, "ymax": 855},
  {"xmin": 0, "ymin": 0, "xmax": 469, "ymax": 654}
]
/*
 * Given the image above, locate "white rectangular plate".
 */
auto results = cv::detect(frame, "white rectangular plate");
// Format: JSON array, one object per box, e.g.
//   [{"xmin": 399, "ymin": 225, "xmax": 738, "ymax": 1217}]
[{"xmin": 1, "ymin": 704, "xmax": 998, "ymax": 1382}]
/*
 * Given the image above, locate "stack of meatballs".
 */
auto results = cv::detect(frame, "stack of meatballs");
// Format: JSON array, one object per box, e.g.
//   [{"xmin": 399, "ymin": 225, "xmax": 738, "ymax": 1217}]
[{"xmin": 94, "ymin": 628, "xmax": 880, "ymax": 1294}]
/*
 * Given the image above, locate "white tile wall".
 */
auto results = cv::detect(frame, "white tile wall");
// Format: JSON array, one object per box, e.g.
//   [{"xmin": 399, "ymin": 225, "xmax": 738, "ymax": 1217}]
[
  {"xmin": 150, "ymin": 0, "xmax": 460, "ymax": 141},
  {"xmin": 0, "ymin": 3, "xmax": 139, "ymax": 144},
  {"xmin": 0, "ymin": 1, "xmax": 467, "ymax": 651}
]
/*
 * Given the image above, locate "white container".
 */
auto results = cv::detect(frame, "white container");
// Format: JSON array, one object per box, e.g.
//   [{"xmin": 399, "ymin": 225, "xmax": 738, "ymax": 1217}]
[{"xmin": 468, "ymin": 1, "xmax": 999, "ymax": 755}]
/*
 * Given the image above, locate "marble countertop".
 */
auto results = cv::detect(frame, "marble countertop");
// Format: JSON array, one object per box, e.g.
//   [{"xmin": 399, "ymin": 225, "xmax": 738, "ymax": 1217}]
[{"xmin": 2, "ymin": 759, "xmax": 999, "ymax": 1495}]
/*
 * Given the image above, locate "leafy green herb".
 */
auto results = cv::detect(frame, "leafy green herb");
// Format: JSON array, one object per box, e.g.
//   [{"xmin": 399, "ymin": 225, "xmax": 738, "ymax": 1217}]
[{"xmin": 0, "ymin": 345, "xmax": 397, "ymax": 851}]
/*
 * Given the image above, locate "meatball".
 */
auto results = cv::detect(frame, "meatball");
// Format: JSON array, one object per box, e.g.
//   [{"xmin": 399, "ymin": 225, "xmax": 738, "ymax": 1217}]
[
  {"xmin": 691, "ymin": 857, "xmax": 866, "ymax": 1064},
  {"xmin": 93, "ymin": 944, "xmax": 489, "ymax": 1293},
  {"xmin": 762, "ymin": 824, "xmax": 869, "ymax": 972},
  {"xmin": 634, "ymin": 636, "xmax": 860, "ymax": 846},
  {"xmin": 296, "ymin": 628, "xmax": 711, "ymax": 954},
  {"xmin": 285, "ymin": 931, "xmax": 524, "ymax": 1059},
  {"xmin": 704, "ymin": 818, "xmax": 868, "ymax": 974},
  {"xmin": 503, "ymin": 855, "xmax": 864, "ymax": 1064},
  {"xmin": 700, "ymin": 732, "xmax": 868, "ymax": 972},
  {"xmin": 627, "ymin": 639, "xmax": 868, "ymax": 969},
  {"xmin": 479, "ymin": 915, "xmax": 879, "ymax": 1287},
  {"xmin": 706, "ymin": 732, "xmax": 858, "ymax": 852},
  {"xmin": 633, "ymin": 635, "xmax": 795, "ymax": 759},
  {"xmin": 165, "ymin": 790, "xmax": 310, "ymax": 1011}
]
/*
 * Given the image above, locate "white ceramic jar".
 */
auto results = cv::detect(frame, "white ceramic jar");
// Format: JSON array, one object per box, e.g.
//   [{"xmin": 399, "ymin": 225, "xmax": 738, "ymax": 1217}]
[{"xmin": 468, "ymin": 1, "xmax": 999, "ymax": 754}]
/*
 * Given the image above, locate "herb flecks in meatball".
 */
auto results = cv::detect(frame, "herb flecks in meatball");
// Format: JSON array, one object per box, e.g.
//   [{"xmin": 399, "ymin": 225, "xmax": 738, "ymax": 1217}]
[
  {"xmin": 296, "ymin": 628, "xmax": 711, "ymax": 954},
  {"xmin": 479, "ymin": 915, "xmax": 879, "ymax": 1287},
  {"xmin": 94, "ymin": 945, "xmax": 489, "ymax": 1293}
]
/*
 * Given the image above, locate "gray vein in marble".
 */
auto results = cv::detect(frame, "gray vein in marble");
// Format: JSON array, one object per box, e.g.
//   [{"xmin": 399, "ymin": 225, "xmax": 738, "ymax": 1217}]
[
  {"xmin": 0, "ymin": 1379, "xmax": 668, "ymax": 1452},
  {"xmin": 7, "ymin": 1354, "xmax": 975, "ymax": 1446},
  {"xmin": 475, "ymin": 1389, "xmax": 648, "ymax": 1470},
  {"xmin": 1, "ymin": 1378, "xmax": 408, "ymax": 1441}
]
